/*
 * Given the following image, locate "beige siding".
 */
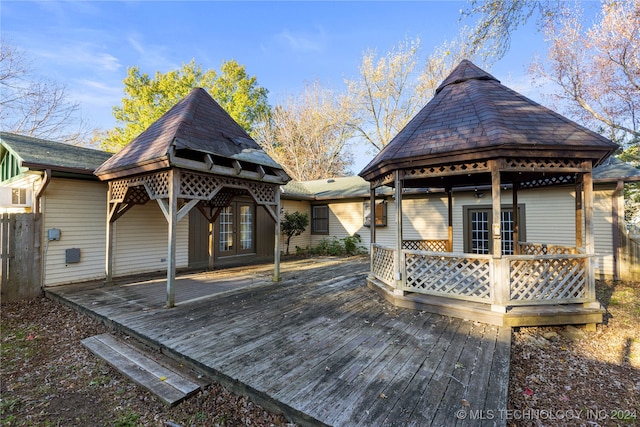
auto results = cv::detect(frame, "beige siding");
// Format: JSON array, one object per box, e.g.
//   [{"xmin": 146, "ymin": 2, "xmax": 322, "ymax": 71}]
[
  {"xmin": 310, "ymin": 200, "xmax": 370, "ymax": 250},
  {"xmin": 42, "ymin": 178, "xmax": 190, "ymax": 286},
  {"xmin": 280, "ymin": 200, "xmax": 312, "ymax": 254},
  {"xmin": 593, "ymin": 186, "xmax": 615, "ymax": 279},
  {"xmin": 42, "ymin": 178, "xmax": 108, "ymax": 286},
  {"xmin": 113, "ymin": 201, "xmax": 189, "ymax": 276}
]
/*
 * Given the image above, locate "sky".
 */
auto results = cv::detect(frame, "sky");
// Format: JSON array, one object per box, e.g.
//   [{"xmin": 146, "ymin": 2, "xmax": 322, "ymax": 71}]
[{"xmin": 0, "ymin": 1, "xmax": 600, "ymax": 172}]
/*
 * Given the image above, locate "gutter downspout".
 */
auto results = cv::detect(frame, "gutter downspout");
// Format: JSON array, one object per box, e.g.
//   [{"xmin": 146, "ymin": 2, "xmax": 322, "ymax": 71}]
[
  {"xmin": 36, "ymin": 169, "xmax": 51, "ymax": 290},
  {"xmin": 35, "ymin": 169, "xmax": 52, "ymax": 214}
]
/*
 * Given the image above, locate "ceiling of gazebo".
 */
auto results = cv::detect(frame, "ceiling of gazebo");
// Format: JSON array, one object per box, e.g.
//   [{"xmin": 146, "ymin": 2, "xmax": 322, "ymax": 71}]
[
  {"xmin": 95, "ymin": 87, "xmax": 289, "ymax": 185},
  {"xmin": 359, "ymin": 60, "xmax": 619, "ymax": 189}
]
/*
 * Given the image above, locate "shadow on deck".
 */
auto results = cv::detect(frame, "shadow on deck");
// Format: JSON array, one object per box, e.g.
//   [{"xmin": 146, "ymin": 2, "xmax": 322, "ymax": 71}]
[{"xmin": 47, "ymin": 256, "xmax": 510, "ymax": 427}]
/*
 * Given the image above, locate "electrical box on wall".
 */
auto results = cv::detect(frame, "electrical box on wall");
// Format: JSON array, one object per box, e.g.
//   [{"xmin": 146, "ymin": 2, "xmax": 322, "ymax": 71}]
[
  {"xmin": 47, "ymin": 228, "xmax": 61, "ymax": 241},
  {"xmin": 65, "ymin": 248, "xmax": 81, "ymax": 264}
]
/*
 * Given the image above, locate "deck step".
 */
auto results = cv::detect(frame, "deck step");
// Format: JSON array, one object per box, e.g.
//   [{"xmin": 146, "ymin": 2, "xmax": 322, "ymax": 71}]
[{"xmin": 82, "ymin": 333, "xmax": 203, "ymax": 405}]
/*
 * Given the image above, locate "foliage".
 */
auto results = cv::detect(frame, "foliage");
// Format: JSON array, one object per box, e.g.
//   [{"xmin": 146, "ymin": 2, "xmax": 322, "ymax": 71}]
[
  {"xmin": 529, "ymin": 1, "xmax": 639, "ymax": 148},
  {"xmin": 0, "ymin": 37, "xmax": 94, "ymax": 145},
  {"xmin": 345, "ymin": 32, "xmax": 493, "ymax": 152},
  {"xmin": 309, "ymin": 234, "xmax": 365, "ymax": 256},
  {"xmin": 102, "ymin": 59, "xmax": 269, "ymax": 152},
  {"xmin": 254, "ymin": 80, "xmax": 355, "ymax": 180},
  {"xmin": 281, "ymin": 211, "xmax": 309, "ymax": 255}
]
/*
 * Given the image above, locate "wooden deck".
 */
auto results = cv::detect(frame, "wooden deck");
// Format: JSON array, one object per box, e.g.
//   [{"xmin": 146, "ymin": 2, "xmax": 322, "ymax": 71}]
[{"xmin": 47, "ymin": 257, "xmax": 510, "ymax": 427}]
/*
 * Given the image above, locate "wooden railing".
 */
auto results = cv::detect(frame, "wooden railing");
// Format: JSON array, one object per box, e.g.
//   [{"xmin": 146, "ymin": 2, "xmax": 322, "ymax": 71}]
[
  {"xmin": 404, "ymin": 250, "xmax": 492, "ymax": 303},
  {"xmin": 518, "ymin": 242, "xmax": 578, "ymax": 255},
  {"xmin": 503, "ymin": 253, "xmax": 591, "ymax": 306},
  {"xmin": 371, "ymin": 244, "xmax": 395, "ymax": 287},
  {"xmin": 370, "ymin": 243, "xmax": 592, "ymax": 308}
]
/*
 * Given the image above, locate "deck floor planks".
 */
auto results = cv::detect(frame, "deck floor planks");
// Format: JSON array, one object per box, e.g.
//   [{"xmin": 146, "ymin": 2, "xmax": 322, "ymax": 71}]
[
  {"xmin": 47, "ymin": 257, "xmax": 510, "ymax": 427},
  {"xmin": 320, "ymin": 312, "xmax": 439, "ymax": 426},
  {"xmin": 430, "ymin": 321, "xmax": 489, "ymax": 426}
]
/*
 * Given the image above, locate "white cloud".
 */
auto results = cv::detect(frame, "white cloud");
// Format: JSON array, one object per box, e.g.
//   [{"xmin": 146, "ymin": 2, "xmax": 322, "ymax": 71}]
[{"xmin": 270, "ymin": 26, "xmax": 327, "ymax": 54}]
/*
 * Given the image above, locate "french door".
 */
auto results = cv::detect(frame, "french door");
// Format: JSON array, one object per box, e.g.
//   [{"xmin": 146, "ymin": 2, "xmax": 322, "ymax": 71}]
[
  {"xmin": 466, "ymin": 207, "xmax": 522, "ymax": 255},
  {"xmin": 218, "ymin": 201, "xmax": 255, "ymax": 256}
]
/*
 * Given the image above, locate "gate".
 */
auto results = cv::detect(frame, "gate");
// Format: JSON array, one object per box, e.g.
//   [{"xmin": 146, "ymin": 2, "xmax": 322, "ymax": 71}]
[{"xmin": 0, "ymin": 213, "xmax": 42, "ymax": 302}]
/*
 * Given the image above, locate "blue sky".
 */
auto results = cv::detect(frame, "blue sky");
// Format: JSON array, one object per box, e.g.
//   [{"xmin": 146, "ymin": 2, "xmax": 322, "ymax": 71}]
[{"xmin": 0, "ymin": 1, "xmax": 599, "ymax": 170}]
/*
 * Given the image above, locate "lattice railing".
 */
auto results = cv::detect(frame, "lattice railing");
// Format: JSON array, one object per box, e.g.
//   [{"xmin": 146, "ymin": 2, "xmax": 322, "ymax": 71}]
[
  {"xmin": 402, "ymin": 239, "xmax": 449, "ymax": 252},
  {"xmin": 371, "ymin": 244, "xmax": 395, "ymax": 287},
  {"xmin": 405, "ymin": 161, "xmax": 489, "ymax": 179},
  {"xmin": 404, "ymin": 251, "xmax": 492, "ymax": 302},
  {"xmin": 519, "ymin": 242, "xmax": 578, "ymax": 255},
  {"xmin": 507, "ymin": 255, "xmax": 589, "ymax": 305}
]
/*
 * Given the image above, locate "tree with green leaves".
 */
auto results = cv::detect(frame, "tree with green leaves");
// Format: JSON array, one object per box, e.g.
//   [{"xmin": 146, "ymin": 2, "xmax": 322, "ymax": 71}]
[
  {"xmin": 102, "ymin": 59, "xmax": 270, "ymax": 152},
  {"xmin": 281, "ymin": 211, "xmax": 309, "ymax": 255}
]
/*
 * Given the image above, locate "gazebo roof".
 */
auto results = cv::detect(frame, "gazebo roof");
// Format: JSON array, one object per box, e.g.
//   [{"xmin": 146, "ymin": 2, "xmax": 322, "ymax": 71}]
[
  {"xmin": 360, "ymin": 60, "xmax": 618, "ymax": 184},
  {"xmin": 95, "ymin": 88, "xmax": 288, "ymax": 183}
]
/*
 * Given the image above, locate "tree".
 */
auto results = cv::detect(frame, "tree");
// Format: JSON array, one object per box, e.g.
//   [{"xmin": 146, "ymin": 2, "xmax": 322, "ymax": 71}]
[
  {"xmin": 254, "ymin": 81, "xmax": 355, "ymax": 180},
  {"xmin": 529, "ymin": 1, "xmax": 639, "ymax": 150},
  {"xmin": 281, "ymin": 211, "xmax": 309, "ymax": 255},
  {"xmin": 0, "ymin": 37, "xmax": 93, "ymax": 144},
  {"xmin": 345, "ymin": 32, "xmax": 492, "ymax": 152},
  {"xmin": 102, "ymin": 59, "xmax": 270, "ymax": 152}
]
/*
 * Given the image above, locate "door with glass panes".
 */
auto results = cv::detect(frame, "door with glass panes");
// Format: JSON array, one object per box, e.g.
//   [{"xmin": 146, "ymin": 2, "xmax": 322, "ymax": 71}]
[
  {"xmin": 464, "ymin": 206, "xmax": 524, "ymax": 255},
  {"xmin": 217, "ymin": 200, "xmax": 255, "ymax": 256}
]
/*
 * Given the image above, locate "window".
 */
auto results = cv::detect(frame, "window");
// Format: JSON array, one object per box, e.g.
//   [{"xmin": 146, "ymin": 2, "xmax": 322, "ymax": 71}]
[
  {"xmin": 464, "ymin": 205, "xmax": 526, "ymax": 255},
  {"xmin": 311, "ymin": 205, "xmax": 329, "ymax": 234},
  {"xmin": 11, "ymin": 188, "xmax": 27, "ymax": 205},
  {"xmin": 218, "ymin": 202, "xmax": 255, "ymax": 255},
  {"xmin": 363, "ymin": 200, "xmax": 387, "ymax": 227}
]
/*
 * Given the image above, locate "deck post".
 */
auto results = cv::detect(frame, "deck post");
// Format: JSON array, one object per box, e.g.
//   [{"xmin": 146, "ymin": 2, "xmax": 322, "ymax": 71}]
[
  {"xmin": 490, "ymin": 160, "xmax": 506, "ymax": 313},
  {"xmin": 512, "ymin": 181, "xmax": 519, "ymax": 255},
  {"xmin": 575, "ymin": 176, "xmax": 583, "ymax": 250},
  {"xmin": 273, "ymin": 186, "xmax": 281, "ymax": 282},
  {"xmin": 583, "ymin": 168, "xmax": 596, "ymax": 304},
  {"xmin": 447, "ymin": 188, "xmax": 453, "ymax": 252},
  {"xmin": 105, "ymin": 182, "xmax": 114, "ymax": 285},
  {"xmin": 370, "ymin": 187, "xmax": 376, "ymax": 274},
  {"xmin": 394, "ymin": 170, "xmax": 405, "ymax": 295},
  {"xmin": 166, "ymin": 169, "xmax": 179, "ymax": 308}
]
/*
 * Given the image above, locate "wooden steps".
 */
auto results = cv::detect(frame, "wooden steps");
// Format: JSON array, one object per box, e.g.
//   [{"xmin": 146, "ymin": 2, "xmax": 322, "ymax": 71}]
[{"xmin": 82, "ymin": 333, "xmax": 205, "ymax": 406}]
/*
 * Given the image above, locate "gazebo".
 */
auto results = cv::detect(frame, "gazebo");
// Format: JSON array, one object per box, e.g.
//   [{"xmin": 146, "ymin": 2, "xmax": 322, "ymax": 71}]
[
  {"xmin": 359, "ymin": 60, "xmax": 619, "ymax": 327},
  {"xmin": 95, "ymin": 88, "xmax": 290, "ymax": 307}
]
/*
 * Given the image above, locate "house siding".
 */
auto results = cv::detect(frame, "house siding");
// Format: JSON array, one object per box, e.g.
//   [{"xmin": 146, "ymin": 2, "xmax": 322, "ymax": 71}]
[
  {"xmin": 281, "ymin": 200, "xmax": 312, "ymax": 254},
  {"xmin": 113, "ymin": 202, "xmax": 189, "ymax": 277},
  {"xmin": 42, "ymin": 178, "xmax": 108, "ymax": 286},
  {"xmin": 42, "ymin": 178, "xmax": 190, "ymax": 286}
]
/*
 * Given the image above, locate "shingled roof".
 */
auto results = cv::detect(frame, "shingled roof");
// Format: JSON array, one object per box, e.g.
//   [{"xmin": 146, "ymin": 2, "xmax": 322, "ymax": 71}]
[
  {"xmin": 360, "ymin": 60, "xmax": 618, "ymax": 183},
  {"xmin": 95, "ymin": 88, "xmax": 287, "ymax": 182},
  {"xmin": 1, "ymin": 132, "xmax": 112, "ymax": 177}
]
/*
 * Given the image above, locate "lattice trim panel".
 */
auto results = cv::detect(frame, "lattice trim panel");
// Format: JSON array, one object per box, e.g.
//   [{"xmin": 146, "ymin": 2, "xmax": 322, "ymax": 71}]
[
  {"xmin": 402, "ymin": 240, "xmax": 449, "ymax": 252},
  {"xmin": 405, "ymin": 253, "xmax": 492, "ymax": 302},
  {"xmin": 519, "ymin": 243, "xmax": 577, "ymax": 256},
  {"xmin": 109, "ymin": 172, "xmax": 170, "ymax": 203},
  {"xmin": 518, "ymin": 174, "xmax": 576, "ymax": 189},
  {"xmin": 372, "ymin": 245, "xmax": 395, "ymax": 286},
  {"xmin": 406, "ymin": 161, "xmax": 489, "ymax": 180},
  {"xmin": 505, "ymin": 158, "xmax": 585, "ymax": 171},
  {"xmin": 508, "ymin": 257, "xmax": 588, "ymax": 304},
  {"xmin": 180, "ymin": 171, "xmax": 222, "ymax": 200},
  {"xmin": 370, "ymin": 172, "xmax": 395, "ymax": 189}
]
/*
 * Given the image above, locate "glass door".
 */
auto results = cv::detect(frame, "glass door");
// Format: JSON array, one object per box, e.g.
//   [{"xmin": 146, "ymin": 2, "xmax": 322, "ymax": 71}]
[{"xmin": 218, "ymin": 201, "xmax": 255, "ymax": 256}]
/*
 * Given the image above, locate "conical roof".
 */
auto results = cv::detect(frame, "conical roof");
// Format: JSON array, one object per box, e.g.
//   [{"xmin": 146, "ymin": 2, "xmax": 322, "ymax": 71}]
[
  {"xmin": 360, "ymin": 60, "xmax": 618, "ymax": 182},
  {"xmin": 95, "ymin": 88, "xmax": 287, "ymax": 182}
]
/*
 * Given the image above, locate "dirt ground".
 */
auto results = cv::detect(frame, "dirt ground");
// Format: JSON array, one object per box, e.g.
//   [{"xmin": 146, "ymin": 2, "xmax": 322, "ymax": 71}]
[{"xmin": 1, "ymin": 280, "xmax": 638, "ymax": 427}]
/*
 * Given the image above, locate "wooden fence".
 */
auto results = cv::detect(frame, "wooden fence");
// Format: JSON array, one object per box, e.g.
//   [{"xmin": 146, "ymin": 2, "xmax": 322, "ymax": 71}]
[
  {"xmin": 621, "ymin": 233, "xmax": 640, "ymax": 281},
  {"xmin": 1, "ymin": 213, "xmax": 42, "ymax": 302}
]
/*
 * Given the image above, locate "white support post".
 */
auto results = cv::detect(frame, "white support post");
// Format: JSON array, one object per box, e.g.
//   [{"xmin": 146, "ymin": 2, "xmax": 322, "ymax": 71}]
[
  {"xmin": 490, "ymin": 160, "xmax": 506, "ymax": 312},
  {"xmin": 105, "ymin": 183, "xmax": 114, "ymax": 285},
  {"xmin": 584, "ymin": 169, "xmax": 596, "ymax": 303},
  {"xmin": 370, "ymin": 187, "xmax": 376, "ymax": 275},
  {"xmin": 166, "ymin": 169, "xmax": 179, "ymax": 308},
  {"xmin": 394, "ymin": 170, "xmax": 404, "ymax": 295},
  {"xmin": 273, "ymin": 186, "xmax": 281, "ymax": 282}
]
